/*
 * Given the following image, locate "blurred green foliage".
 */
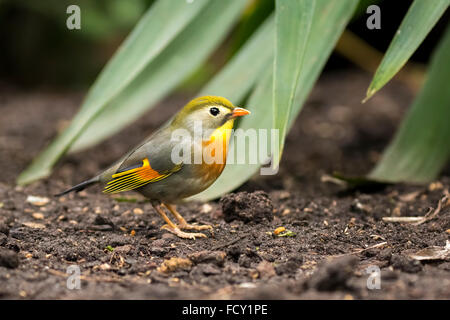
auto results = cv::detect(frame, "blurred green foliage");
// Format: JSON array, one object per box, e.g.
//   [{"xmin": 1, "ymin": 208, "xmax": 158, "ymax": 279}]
[
  {"xmin": 5, "ymin": 0, "xmax": 450, "ymax": 193},
  {"xmin": 0, "ymin": 0, "xmax": 152, "ymax": 86}
]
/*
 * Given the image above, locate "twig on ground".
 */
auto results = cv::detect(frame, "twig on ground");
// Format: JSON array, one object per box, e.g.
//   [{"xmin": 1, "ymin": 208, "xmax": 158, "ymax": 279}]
[
  {"xmin": 413, "ymin": 194, "xmax": 449, "ymax": 225},
  {"xmin": 382, "ymin": 193, "xmax": 449, "ymax": 225},
  {"xmin": 329, "ymin": 241, "xmax": 388, "ymax": 259},
  {"xmin": 382, "ymin": 217, "xmax": 424, "ymax": 223}
]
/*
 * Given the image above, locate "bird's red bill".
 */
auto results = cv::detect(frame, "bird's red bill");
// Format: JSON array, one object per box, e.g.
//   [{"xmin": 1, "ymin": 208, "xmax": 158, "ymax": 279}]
[{"xmin": 232, "ymin": 107, "xmax": 251, "ymax": 117}]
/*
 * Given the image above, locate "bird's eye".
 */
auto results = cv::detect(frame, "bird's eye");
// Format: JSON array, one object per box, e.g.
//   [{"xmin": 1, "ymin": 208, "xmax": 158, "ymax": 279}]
[{"xmin": 209, "ymin": 107, "xmax": 220, "ymax": 116}]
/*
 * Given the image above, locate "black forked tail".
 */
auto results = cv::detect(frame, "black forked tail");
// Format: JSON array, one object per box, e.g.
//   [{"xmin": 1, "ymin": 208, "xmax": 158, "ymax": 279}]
[{"xmin": 55, "ymin": 177, "xmax": 99, "ymax": 197}]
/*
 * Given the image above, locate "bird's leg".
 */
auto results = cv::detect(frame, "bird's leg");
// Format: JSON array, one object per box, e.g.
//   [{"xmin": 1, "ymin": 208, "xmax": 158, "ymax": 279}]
[
  {"xmin": 151, "ymin": 202, "xmax": 206, "ymax": 240},
  {"xmin": 163, "ymin": 203, "xmax": 213, "ymax": 231}
]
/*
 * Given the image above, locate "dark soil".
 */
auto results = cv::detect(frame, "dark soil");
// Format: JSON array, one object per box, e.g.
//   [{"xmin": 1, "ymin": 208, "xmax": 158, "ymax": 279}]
[{"xmin": 0, "ymin": 70, "xmax": 449, "ymax": 299}]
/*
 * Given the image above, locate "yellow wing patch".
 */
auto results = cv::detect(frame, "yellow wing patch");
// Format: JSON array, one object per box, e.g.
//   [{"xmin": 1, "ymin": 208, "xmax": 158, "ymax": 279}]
[{"xmin": 103, "ymin": 158, "xmax": 181, "ymax": 194}]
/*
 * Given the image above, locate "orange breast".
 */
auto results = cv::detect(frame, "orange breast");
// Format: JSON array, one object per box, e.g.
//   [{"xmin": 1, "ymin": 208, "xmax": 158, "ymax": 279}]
[{"xmin": 198, "ymin": 120, "xmax": 234, "ymax": 183}]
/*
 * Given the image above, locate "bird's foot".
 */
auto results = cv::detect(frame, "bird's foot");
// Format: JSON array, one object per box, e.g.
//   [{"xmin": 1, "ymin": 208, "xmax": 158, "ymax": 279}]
[
  {"xmin": 161, "ymin": 224, "xmax": 207, "ymax": 240},
  {"xmin": 178, "ymin": 222, "xmax": 213, "ymax": 231}
]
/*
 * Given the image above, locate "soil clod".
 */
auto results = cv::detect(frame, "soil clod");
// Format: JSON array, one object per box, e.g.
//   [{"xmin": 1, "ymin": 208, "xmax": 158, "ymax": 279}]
[
  {"xmin": 188, "ymin": 251, "xmax": 226, "ymax": 266},
  {"xmin": 306, "ymin": 256, "xmax": 358, "ymax": 291},
  {"xmin": 390, "ymin": 254, "xmax": 423, "ymax": 273},
  {"xmin": 158, "ymin": 257, "xmax": 193, "ymax": 273},
  {"xmin": 275, "ymin": 258, "xmax": 302, "ymax": 276},
  {"xmin": 220, "ymin": 191, "xmax": 273, "ymax": 223},
  {"xmin": 0, "ymin": 222, "xmax": 9, "ymax": 236},
  {"xmin": 0, "ymin": 248, "xmax": 19, "ymax": 269},
  {"xmin": 93, "ymin": 215, "xmax": 115, "ymax": 230}
]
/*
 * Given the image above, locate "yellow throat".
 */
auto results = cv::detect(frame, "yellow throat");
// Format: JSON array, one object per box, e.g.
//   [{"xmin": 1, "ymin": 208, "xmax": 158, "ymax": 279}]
[{"xmin": 203, "ymin": 119, "xmax": 235, "ymax": 166}]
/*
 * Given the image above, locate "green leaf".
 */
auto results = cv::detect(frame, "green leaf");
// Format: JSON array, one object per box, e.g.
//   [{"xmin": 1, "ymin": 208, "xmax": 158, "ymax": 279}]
[
  {"xmin": 277, "ymin": 230, "xmax": 296, "ymax": 237},
  {"xmin": 17, "ymin": 0, "xmax": 209, "ymax": 185},
  {"xmin": 272, "ymin": 0, "xmax": 315, "ymax": 168},
  {"xmin": 369, "ymin": 24, "xmax": 450, "ymax": 183},
  {"xmin": 198, "ymin": 15, "xmax": 275, "ymax": 102},
  {"xmin": 17, "ymin": 0, "xmax": 244, "ymax": 185},
  {"xmin": 69, "ymin": 0, "xmax": 247, "ymax": 153},
  {"xmin": 331, "ymin": 172, "xmax": 388, "ymax": 190},
  {"xmin": 365, "ymin": 0, "xmax": 449, "ymax": 101},
  {"xmin": 193, "ymin": 0, "xmax": 359, "ymax": 201}
]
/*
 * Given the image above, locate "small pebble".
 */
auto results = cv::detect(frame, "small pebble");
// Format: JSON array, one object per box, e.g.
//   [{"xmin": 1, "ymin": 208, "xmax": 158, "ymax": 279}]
[
  {"xmin": 22, "ymin": 222, "xmax": 45, "ymax": 229},
  {"xmin": 26, "ymin": 195, "xmax": 50, "ymax": 206},
  {"xmin": 32, "ymin": 212, "xmax": 44, "ymax": 220}
]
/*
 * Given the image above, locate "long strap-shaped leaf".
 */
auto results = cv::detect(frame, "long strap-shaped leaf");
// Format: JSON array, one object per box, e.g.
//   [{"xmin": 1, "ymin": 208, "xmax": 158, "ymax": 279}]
[
  {"xmin": 369, "ymin": 24, "xmax": 450, "ymax": 183},
  {"xmin": 365, "ymin": 0, "xmax": 449, "ymax": 101},
  {"xmin": 198, "ymin": 15, "xmax": 275, "ymax": 101},
  {"xmin": 193, "ymin": 0, "xmax": 359, "ymax": 201},
  {"xmin": 69, "ymin": 0, "xmax": 247, "ymax": 152},
  {"xmin": 272, "ymin": 0, "xmax": 315, "ymax": 169},
  {"xmin": 17, "ymin": 0, "xmax": 209, "ymax": 185},
  {"xmin": 17, "ymin": 0, "xmax": 241, "ymax": 185}
]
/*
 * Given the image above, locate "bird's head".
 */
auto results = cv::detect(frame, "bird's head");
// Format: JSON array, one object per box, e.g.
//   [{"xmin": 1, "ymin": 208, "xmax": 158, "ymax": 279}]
[{"xmin": 171, "ymin": 96, "xmax": 250, "ymax": 135}]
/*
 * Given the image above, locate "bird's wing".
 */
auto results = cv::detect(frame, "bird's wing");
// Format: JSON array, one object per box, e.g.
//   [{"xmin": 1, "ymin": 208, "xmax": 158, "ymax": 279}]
[
  {"xmin": 103, "ymin": 157, "xmax": 182, "ymax": 194},
  {"xmin": 102, "ymin": 128, "xmax": 183, "ymax": 194}
]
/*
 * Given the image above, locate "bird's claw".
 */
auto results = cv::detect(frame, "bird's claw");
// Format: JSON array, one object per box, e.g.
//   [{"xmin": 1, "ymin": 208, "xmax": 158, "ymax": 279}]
[
  {"xmin": 178, "ymin": 223, "xmax": 213, "ymax": 231},
  {"xmin": 161, "ymin": 224, "xmax": 207, "ymax": 239}
]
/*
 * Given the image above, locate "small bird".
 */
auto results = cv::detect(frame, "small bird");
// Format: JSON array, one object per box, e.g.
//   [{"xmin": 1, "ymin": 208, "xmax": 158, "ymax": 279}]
[{"xmin": 57, "ymin": 96, "xmax": 250, "ymax": 239}]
